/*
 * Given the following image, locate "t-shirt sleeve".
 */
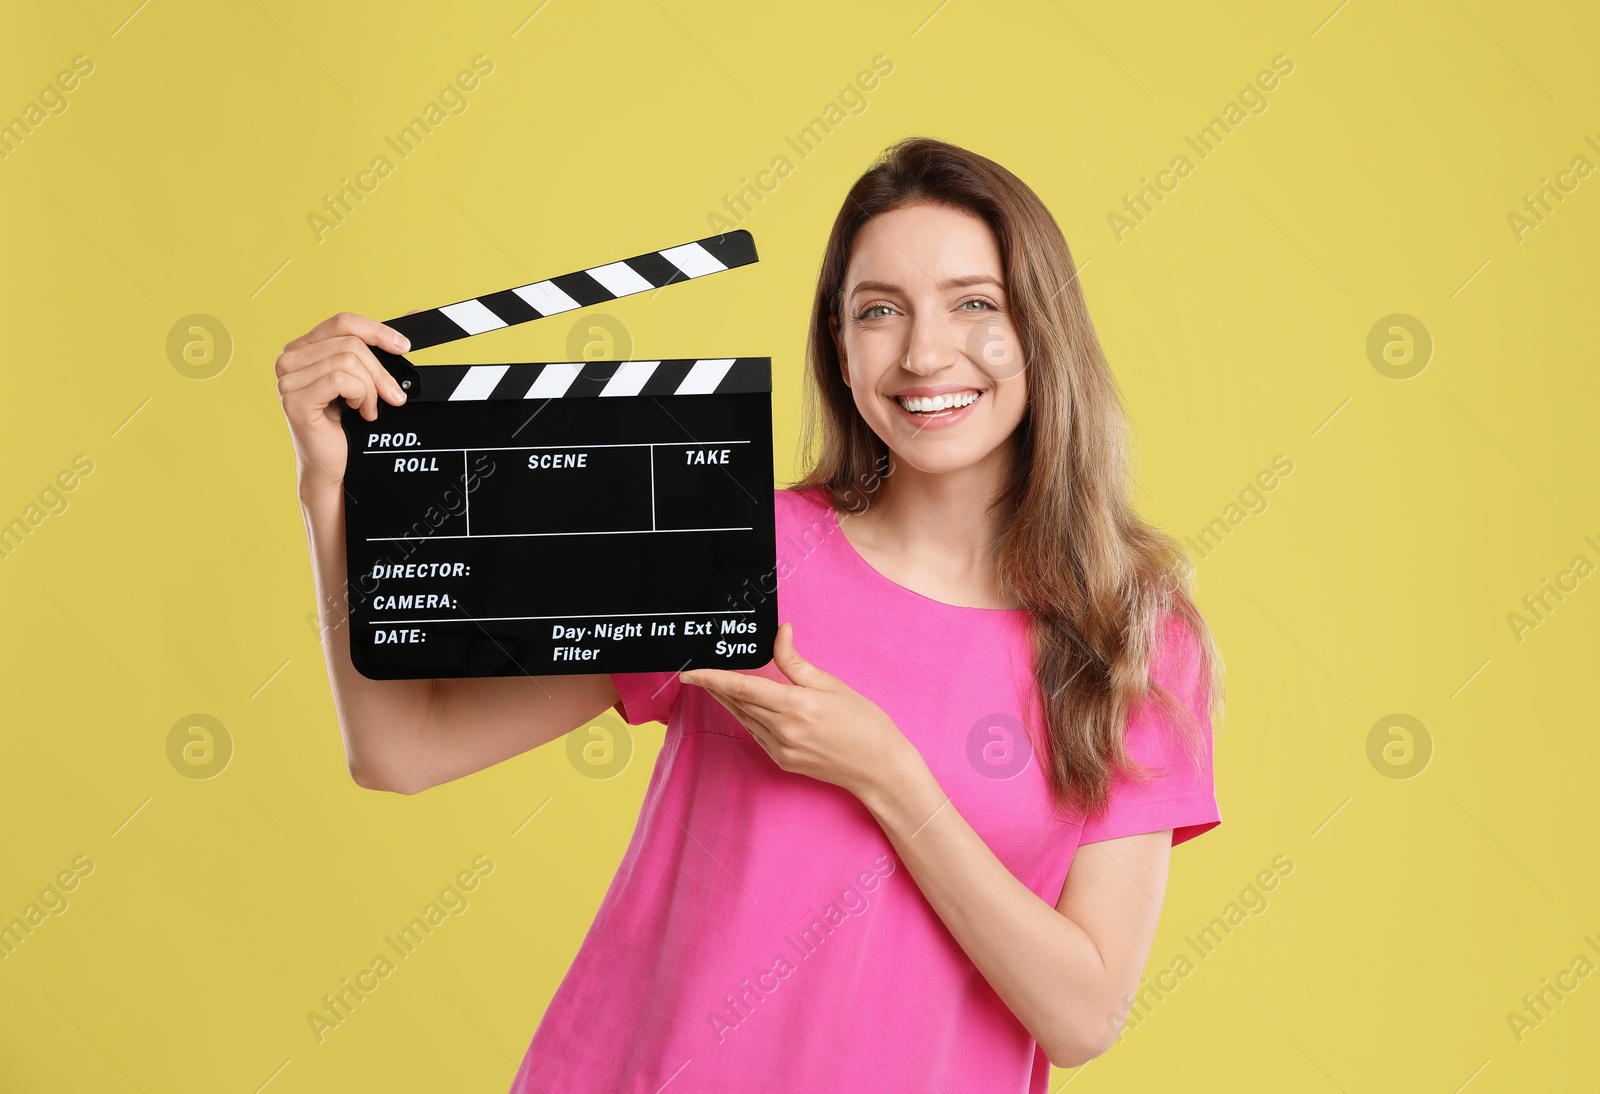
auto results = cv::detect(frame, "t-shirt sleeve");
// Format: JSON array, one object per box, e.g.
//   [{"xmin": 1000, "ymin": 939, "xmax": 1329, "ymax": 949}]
[
  {"xmin": 609, "ymin": 671, "xmax": 685, "ymax": 727},
  {"xmin": 1077, "ymin": 616, "xmax": 1221, "ymax": 848}
]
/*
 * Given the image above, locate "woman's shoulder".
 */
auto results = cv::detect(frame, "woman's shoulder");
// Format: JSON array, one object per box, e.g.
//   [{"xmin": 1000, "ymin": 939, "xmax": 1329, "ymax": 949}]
[
  {"xmin": 773, "ymin": 483, "xmax": 835, "ymax": 525},
  {"xmin": 772, "ymin": 484, "xmax": 845, "ymax": 574},
  {"xmin": 774, "ymin": 482, "xmax": 828, "ymax": 509}
]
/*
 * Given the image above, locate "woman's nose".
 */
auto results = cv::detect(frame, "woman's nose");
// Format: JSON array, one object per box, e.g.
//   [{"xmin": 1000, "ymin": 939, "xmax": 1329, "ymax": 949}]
[{"xmin": 902, "ymin": 313, "xmax": 958, "ymax": 376}]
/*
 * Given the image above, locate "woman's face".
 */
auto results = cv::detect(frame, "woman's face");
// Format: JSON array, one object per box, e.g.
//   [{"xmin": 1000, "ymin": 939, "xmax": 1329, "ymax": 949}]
[{"xmin": 831, "ymin": 201, "xmax": 1027, "ymax": 479}]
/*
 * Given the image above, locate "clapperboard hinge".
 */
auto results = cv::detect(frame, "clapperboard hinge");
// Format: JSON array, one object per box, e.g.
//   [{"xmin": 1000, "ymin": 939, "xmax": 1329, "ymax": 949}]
[{"xmin": 366, "ymin": 229, "xmax": 761, "ymax": 398}]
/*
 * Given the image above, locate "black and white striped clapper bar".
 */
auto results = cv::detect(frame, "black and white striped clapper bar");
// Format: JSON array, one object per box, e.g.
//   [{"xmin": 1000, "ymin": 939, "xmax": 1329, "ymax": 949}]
[{"xmin": 340, "ymin": 230, "xmax": 775, "ymax": 679}]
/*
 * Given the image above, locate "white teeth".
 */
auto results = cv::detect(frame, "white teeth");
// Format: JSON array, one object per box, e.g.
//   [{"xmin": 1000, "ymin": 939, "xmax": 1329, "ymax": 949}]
[{"xmin": 896, "ymin": 391, "xmax": 980, "ymax": 413}]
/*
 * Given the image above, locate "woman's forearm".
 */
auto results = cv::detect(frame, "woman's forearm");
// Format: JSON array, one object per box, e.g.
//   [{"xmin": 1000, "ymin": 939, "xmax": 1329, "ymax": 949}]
[
  {"xmin": 298, "ymin": 479, "xmax": 622, "ymax": 794},
  {"xmin": 857, "ymin": 747, "xmax": 1116, "ymax": 1068},
  {"xmin": 299, "ymin": 479, "xmax": 436, "ymax": 788}
]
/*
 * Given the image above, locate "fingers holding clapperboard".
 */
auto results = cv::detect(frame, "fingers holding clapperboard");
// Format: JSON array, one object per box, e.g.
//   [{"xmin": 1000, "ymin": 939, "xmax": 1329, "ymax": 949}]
[{"xmin": 275, "ymin": 313, "xmax": 412, "ymax": 488}]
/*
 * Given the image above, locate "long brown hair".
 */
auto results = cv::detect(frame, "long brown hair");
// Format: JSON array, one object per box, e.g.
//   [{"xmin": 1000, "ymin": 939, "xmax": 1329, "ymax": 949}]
[{"xmin": 793, "ymin": 136, "xmax": 1223, "ymax": 821}]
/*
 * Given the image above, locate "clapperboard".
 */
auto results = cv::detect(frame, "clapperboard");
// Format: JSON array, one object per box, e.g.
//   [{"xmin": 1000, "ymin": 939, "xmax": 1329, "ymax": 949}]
[{"xmin": 340, "ymin": 230, "xmax": 776, "ymax": 680}]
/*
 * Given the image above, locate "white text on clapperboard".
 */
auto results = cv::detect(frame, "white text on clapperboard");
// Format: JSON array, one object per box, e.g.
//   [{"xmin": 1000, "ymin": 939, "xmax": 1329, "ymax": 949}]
[{"xmin": 365, "ymin": 560, "xmax": 761, "ymax": 663}]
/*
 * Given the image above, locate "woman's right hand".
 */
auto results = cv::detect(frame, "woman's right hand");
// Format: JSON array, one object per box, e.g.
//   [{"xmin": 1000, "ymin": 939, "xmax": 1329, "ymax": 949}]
[{"xmin": 275, "ymin": 312, "xmax": 412, "ymax": 494}]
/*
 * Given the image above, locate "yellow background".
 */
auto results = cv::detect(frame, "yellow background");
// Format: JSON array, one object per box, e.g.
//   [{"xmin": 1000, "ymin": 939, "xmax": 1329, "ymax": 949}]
[{"xmin": 3, "ymin": 0, "xmax": 1596, "ymax": 1090}]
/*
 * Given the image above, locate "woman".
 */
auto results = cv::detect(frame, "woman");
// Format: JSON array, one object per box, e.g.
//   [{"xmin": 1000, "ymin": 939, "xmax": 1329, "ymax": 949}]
[{"xmin": 276, "ymin": 135, "xmax": 1223, "ymax": 1092}]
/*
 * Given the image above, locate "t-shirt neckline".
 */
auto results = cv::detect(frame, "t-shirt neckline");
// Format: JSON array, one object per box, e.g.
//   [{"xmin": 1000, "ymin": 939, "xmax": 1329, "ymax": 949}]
[{"xmin": 816, "ymin": 496, "xmax": 1030, "ymax": 615}]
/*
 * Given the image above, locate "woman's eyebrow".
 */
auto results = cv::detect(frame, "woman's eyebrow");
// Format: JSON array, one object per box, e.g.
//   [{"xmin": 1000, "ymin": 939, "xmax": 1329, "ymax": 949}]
[{"xmin": 848, "ymin": 274, "xmax": 1004, "ymax": 299}]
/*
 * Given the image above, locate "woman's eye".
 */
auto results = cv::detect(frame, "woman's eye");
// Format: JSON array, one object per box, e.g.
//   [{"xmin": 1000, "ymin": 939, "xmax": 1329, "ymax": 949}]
[
  {"xmin": 859, "ymin": 305, "xmax": 893, "ymax": 320},
  {"xmin": 960, "ymin": 298, "xmax": 996, "ymax": 311}
]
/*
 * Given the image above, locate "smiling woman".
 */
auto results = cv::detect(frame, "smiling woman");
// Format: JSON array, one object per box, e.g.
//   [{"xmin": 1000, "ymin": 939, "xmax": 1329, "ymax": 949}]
[{"xmin": 505, "ymin": 137, "xmax": 1224, "ymax": 1091}]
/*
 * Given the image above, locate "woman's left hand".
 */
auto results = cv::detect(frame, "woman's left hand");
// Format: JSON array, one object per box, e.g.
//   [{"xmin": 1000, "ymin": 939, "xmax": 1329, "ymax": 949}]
[{"xmin": 679, "ymin": 621, "xmax": 914, "ymax": 801}]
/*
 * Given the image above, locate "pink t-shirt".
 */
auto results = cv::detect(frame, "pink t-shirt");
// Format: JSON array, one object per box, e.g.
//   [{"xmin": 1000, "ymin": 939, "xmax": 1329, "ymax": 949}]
[{"xmin": 510, "ymin": 486, "xmax": 1220, "ymax": 1093}]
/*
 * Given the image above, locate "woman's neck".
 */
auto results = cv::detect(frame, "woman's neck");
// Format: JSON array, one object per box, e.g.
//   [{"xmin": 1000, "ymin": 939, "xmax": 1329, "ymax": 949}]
[{"xmin": 840, "ymin": 453, "xmax": 1019, "ymax": 609}]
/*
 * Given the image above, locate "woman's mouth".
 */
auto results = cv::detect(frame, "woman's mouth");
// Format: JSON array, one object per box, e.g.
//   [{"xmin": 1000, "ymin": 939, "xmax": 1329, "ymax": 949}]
[{"xmin": 891, "ymin": 389, "xmax": 983, "ymax": 427}]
